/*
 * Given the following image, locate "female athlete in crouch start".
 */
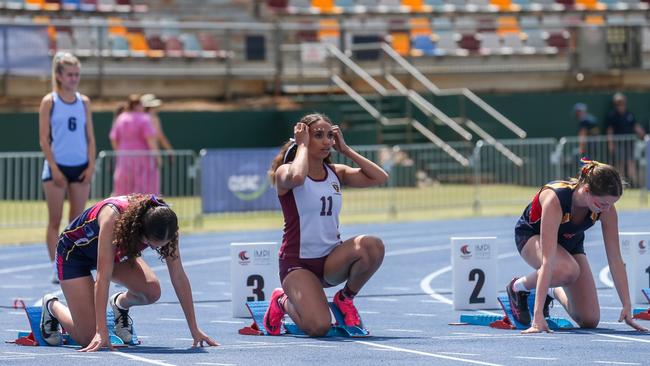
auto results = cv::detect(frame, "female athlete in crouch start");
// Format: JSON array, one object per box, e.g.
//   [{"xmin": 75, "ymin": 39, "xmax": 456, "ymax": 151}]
[
  {"xmin": 39, "ymin": 194, "xmax": 218, "ymax": 351},
  {"xmin": 264, "ymin": 113, "xmax": 388, "ymax": 336},
  {"xmin": 507, "ymin": 158, "xmax": 647, "ymax": 334}
]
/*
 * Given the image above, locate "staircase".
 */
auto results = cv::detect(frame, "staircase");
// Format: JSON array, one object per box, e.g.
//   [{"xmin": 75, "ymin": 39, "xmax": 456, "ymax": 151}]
[{"xmin": 307, "ymin": 42, "xmax": 527, "ymax": 167}]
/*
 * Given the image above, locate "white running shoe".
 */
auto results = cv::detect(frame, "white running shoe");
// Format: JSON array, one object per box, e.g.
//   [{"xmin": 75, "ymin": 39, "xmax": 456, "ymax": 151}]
[
  {"xmin": 109, "ymin": 292, "xmax": 134, "ymax": 343},
  {"xmin": 40, "ymin": 294, "xmax": 61, "ymax": 346}
]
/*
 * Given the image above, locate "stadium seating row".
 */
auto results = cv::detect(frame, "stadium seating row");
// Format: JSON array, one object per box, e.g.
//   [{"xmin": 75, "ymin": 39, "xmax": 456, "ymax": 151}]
[
  {"xmin": 0, "ymin": 0, "xmax": 147, "ymax": 13},
  {"xmin": 267, "ymin": 0, "xmax": 650, "ymax": 14}
]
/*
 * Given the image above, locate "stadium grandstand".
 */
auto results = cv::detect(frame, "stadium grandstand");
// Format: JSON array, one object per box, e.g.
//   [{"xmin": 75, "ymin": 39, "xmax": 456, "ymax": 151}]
[{"xmin": 0, "ymin": 0, "xmax": 648, "ymax": 237}]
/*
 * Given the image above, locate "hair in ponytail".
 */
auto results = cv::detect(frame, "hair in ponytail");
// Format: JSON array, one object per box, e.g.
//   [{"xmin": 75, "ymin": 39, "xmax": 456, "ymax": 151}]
[{"xmin": 574, "ymin": 157, "xmax": 624, "ymax": 197}]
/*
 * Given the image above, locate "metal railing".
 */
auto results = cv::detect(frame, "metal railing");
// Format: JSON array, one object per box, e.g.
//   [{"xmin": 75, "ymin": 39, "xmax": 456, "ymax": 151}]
[{"xmin": 0, "ymin": 135, "xmax": 646, "ymax": 228}]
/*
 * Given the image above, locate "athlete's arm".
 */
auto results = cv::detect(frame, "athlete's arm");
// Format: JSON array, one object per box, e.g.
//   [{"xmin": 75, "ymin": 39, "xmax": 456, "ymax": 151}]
[
  {"xmin": 81, "ymin": 95, "xmax": 96, "ymax": 183},
  {"xmin": 80, "ymin": 206, "xmax": 118, "ymax": 352},
  {"xmin": 601, "ymin": 207, "xmax": 648, "ymax": 331},
  {"xmin": 38, "ymin": 94, "xmax": 65, "ymax": 187},
  {"xmin": 275, "ymin": 123, "xmax": 310, "ymax": 194},
  {"xmin": 529, "ymin": 189, "xmax": 562, "ymax": 332},
  {"xmin": 166, "ymin": 247, "xmax": 219, "ymax": 347},
  {"xmin": 331, "ymin": 125, "xmax": 388, "ymax": 188}
]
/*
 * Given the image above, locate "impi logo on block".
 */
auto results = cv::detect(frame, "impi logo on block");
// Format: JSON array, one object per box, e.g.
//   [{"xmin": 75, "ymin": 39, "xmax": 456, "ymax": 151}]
[{"xmin": 238, "ymin": 250, "xmax": 250, "ymax": 265}]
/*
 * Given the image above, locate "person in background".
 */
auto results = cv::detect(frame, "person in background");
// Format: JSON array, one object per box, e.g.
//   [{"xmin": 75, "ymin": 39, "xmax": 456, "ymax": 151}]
[
  {"xmin": 140, "ymin": 94, "xmax": 173, "ymax": 152},
  {"xmin": 574, "ymin": 103, "xmax": 600, "ymax": 160},
  {"xmin": 110, "ymin": 95, "xmax": 159, "ymax": 196},
  {"xmin": 606, "ymin": 92, "xmax": 646, "ymax": 187},
  {"xmin": 39, "ymin": 52, "xmax": 96, "ymax": 284}
]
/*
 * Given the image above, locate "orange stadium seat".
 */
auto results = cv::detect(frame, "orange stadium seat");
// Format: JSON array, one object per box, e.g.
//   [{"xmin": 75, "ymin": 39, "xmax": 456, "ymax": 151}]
[
  {"xmin": 312, "ymin": 0, "xmax": 342, "ymax": 12},
  {"xmin": 25, "ymin": 0, "xmax": 44, "ymax": 10},
  {"xmin": 402, "ymin": 0, "xmax": 432, "ymax": 11},
  {"xmin": 585, "ymin": 14, "xmax": 604, "ymax": 25},
  {"xmin": 44, "ymin": 0, "xmax": 61, "ymax": 10},
  {"xmin": 108, "ymin": 17, "xmax": 127, "ymax": 36},
  {"xmin": 389, "ymin": 31, "xmax": 410, "ymax": 56},
  {"xmin": 575, "ymin": 0, "xmax": 604, "ymax": 8},
  {"xmin": 318, "ymin": 19, "xmax": 340, "ymax": 41},
  {"xmin": 409, "ymin": 17, "xmax": 431, "ymax": 36},
  {"xmin": 497, "ymin": 16, "xmax": 519, "ymax": 35},
  {"xmin": 125, "ymin": 31, "xmax": 149, "ymax": 57}
]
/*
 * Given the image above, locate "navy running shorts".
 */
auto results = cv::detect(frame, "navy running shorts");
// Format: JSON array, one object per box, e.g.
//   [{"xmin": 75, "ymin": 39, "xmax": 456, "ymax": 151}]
[{"xmin": 42, "ymin": 162, "xmax": 88, "ymax": 183}]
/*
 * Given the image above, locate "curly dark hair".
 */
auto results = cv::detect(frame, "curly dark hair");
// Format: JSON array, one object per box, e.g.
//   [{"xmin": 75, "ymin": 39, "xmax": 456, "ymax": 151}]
[{"xmin": 112, "ymin": 194, "xmax": 179, "ymax": 263}]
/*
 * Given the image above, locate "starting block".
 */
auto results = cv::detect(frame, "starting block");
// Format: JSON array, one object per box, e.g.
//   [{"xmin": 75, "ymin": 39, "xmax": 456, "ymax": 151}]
[
  {"xmin": 10, "ymin": 306, "xmax": 139, "ymax": 347},
  {"xmin": 632, "ymin": 288, "xmax": 650, "ymax": 321},
  {"xmin": 238, "ymin": 300, "xmax": 369, "ymax": 338},
  {"xmin": 458, "ymin": 292, "xmax": 574, "ymax": 330}
]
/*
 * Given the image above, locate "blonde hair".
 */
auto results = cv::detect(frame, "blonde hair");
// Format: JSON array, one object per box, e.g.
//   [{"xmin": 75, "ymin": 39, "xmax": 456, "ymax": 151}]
[{"xmin": 51, "ymin": 52, "xmax": 81, "ymax": 91}]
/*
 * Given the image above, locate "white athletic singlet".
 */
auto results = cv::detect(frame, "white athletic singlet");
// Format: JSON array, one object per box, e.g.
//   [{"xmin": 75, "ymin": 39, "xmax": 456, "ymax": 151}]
[
  {"xmin": 279, "ymin": 164, "xmax": 343, "ymax": 259},
  {"xmin": 48, "ymin": 92, "xmax": 88, "ymax": 166}
]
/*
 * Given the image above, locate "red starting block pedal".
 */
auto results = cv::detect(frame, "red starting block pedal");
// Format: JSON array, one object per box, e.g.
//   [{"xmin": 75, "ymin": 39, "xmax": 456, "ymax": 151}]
[
  {"xmin": 8, "ymin": 306, "xmax": 138, "ymax": 347},
  {"xmin": 238, "ymin": 300, "xmax": 369, "ymax": 337},
  {"xmin": 632, "ymin": 288, "xmax": 650, "ymax": 320}
]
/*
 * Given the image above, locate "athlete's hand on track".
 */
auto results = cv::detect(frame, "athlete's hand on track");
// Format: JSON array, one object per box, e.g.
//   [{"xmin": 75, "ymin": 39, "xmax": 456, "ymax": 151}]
[
  {"xmin": 332, "ymin": 125, "xmax": 350, "ymax": 154},
  {"xmin": 294, "ymin": 123, "xmax": 309, "ymax": 147},
  {"xmin": 619, "ymin": 307, "xmax": 648, "ymax": 332},
  {"xmin": 521, "ymin": 319, "xmax": 553, "ymax": 334},
  {"xmin": 78, "ymin": 331, "xmax": 114, "ymax": 352},
  {"xmin": 191, "ymin": 329, "xmax": 219, "ymax": 348}
]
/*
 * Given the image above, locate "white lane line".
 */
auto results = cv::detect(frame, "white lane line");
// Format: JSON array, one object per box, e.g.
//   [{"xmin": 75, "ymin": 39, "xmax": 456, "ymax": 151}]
[
  {"xmin": 591, "ymin": 339, "xmax": 631, "ymax": 343},
  {"xmin": 355, "ymin": 341, "xmax": 504, "ymax": 366},
  {"xmin": 385, "ymin": 328, "xmax": 424, "ymax": 333},
  {"xmin": 112, "ymin": 351, "xmax": 176, "ymax": 366},
  {"xmin": 210, "ymin": 320, "xmax": 245, "ymax": 324},
  {"xmin": 514, "ymin": 356, "xmax": 558, "ymax": 361},
  {"xmin": 0, "ymin": 263, "xmax": 51, "ymax": 275},
  {"xmin": 599, "ymin": 266, "xmax": 613, "ymax": 288},
  {"xmin": 589, "ymin": 333, "xmax": 650, "ymax": 344},
  {"xmin": 367, "ymin": 298, "xmax": 398, "ymax": 302},
  {"xmin": 359, "ymin": 311, "xmax": 379, "ymax": 314},
  {"xmin": 151, "ymin": 256, "xmax": 229, "ymax": 272},
  {"xmin": 383, "ymin": 286, "xmax": 411, "ymax": 291},
  {"xmin": 159, "ymin": 318, "xmax": 185, "ymax": 322},
  {"xmin": 593, "ymin": 361, "xmax": 640, "ymax": 365},
  {"xmin": 405, "ymin": 313, "xmax": 437, "ymax": 317},
  {"xmin": 439, "ymin": 352, "xmax": 481, "ymax": 356},
  {"xmin": 385, "ymin": 245, "xmax": 447, "ymax": 257}
]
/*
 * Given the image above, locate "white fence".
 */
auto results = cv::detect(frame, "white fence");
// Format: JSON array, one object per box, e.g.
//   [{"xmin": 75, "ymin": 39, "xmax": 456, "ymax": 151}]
[{"xmin": 0, "ymin": 135, "xmax": 647, "ymax": 228}]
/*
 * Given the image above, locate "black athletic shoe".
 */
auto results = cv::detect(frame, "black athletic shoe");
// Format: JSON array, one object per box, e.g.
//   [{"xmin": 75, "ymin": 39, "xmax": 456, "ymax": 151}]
[
  {"xmin": 542, "ymin": 295, "xmax": 553, "ymax": 318},
  {"xmin": 506, "ymin": 278, "xmax": 531, "ymax": 326}
]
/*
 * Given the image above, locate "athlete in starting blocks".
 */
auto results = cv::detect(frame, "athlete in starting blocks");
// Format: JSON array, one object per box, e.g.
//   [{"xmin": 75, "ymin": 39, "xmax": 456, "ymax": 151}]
[
  {"xmin": 35, "ymin": 194, "xmax": 218, "ymax": 351},
  {"xmin": 263, "ymin": 114, "xmax": 388, "ymax": 336},
  {"xmin": 507, "ymin": 159, "xmax": 647, "ymax": 334}
]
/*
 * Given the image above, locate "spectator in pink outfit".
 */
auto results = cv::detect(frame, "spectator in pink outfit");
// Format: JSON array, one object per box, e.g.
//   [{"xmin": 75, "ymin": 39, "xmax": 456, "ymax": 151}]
[{"xmin": 109, "ymin": 95, "xmax": 159, "ymax": 195}]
